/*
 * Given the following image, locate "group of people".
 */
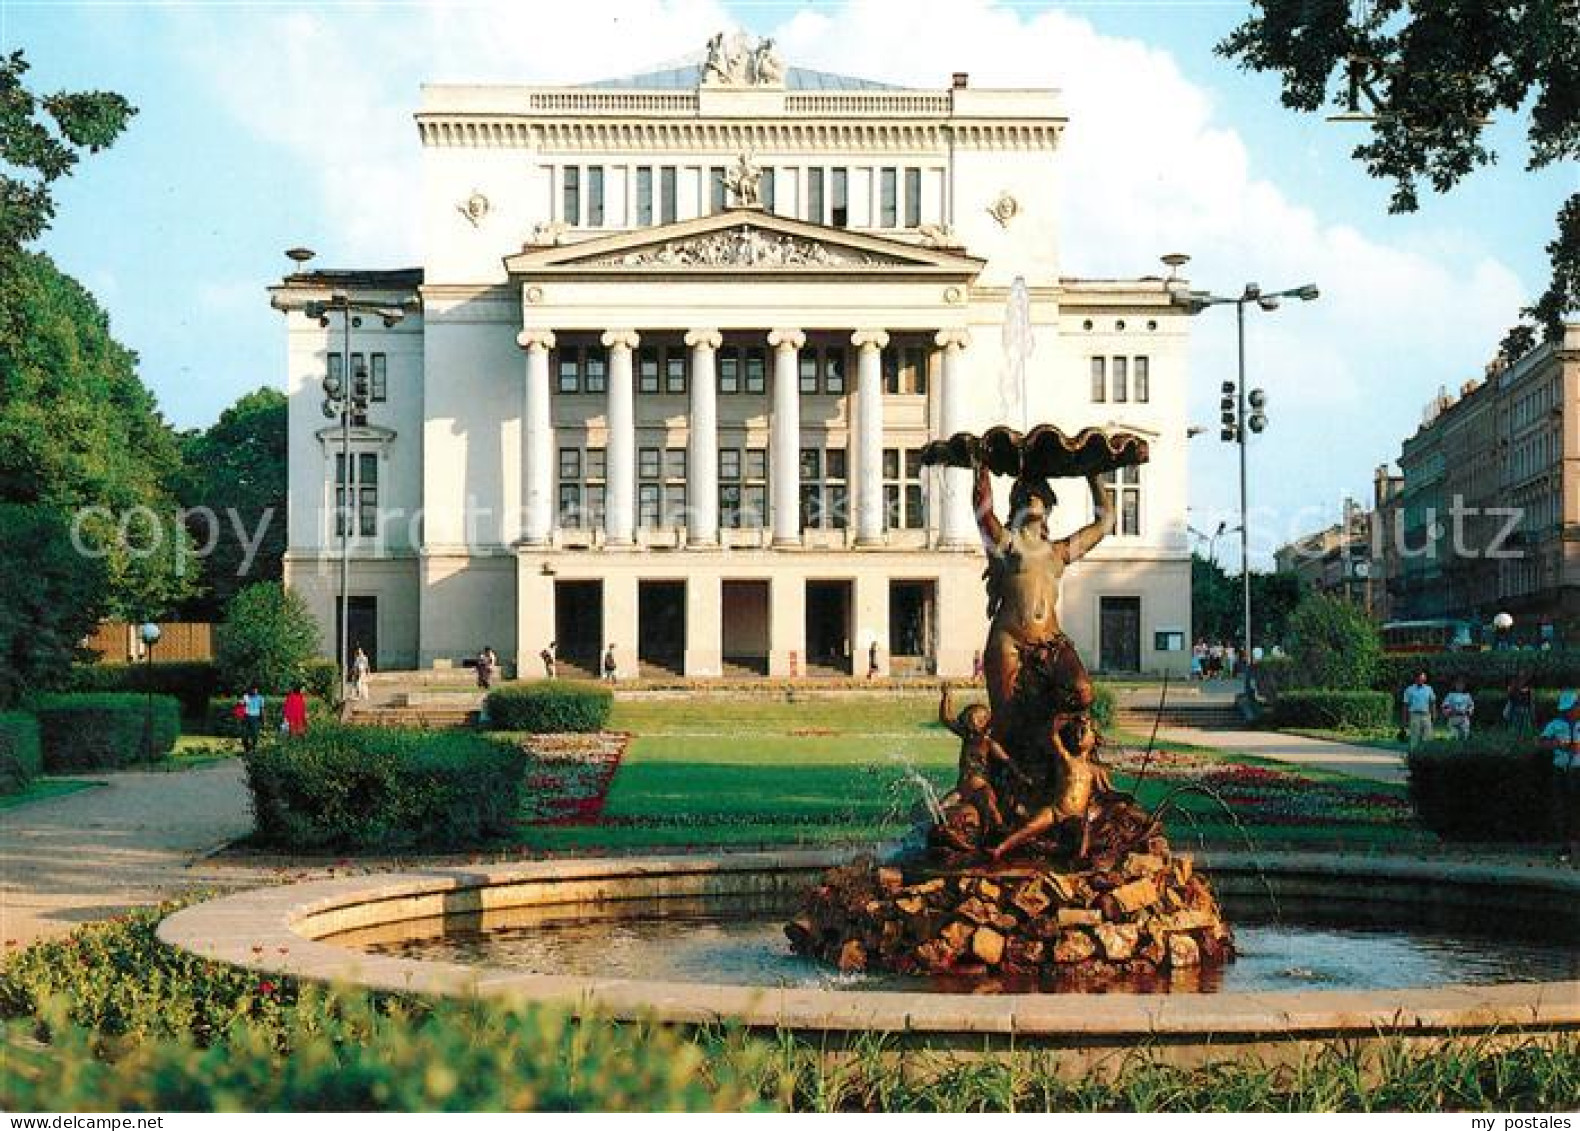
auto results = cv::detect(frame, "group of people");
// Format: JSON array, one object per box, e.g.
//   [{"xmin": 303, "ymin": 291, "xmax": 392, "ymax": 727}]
[
  {"xmin": 1398, "ymin": 669, "xmax": 1539, "ymax": 747},
  {"xmin": 231, "ymin": 683, "xmax": 310, "ymax": 754},
  {"xmin": 1189, "ymin": 640, "xmax": 1245, "ymax": 681}
]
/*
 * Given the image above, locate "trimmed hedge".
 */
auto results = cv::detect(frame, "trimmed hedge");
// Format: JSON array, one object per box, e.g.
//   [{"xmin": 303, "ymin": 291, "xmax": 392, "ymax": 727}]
[
  {"xmin": 30, "ymin": 693, "xmax": 180, "ymax": 772},
  {"xmin": 1373, "ymin": 650, "xmax": 1580, "ymax": 694},
  {"xmin": 244, "ymin": 724, "xmax": 527, "ymax": 850},
  {"xmin": 1407, "ymin": 734, "xmax": 1567, "ymax": 842},
  {"xmin": 67, "ymin": 661, "xmax": 219, "ymax": 720},
  {"xmin": 1271, "ymin": 689, "xmax": 1393, "ymax": 731},
  {"xmin": 0, "ymin": 713, "xmax": 42, "ymax": 794},
  {"xmin": 486, "ymin": 681, "xmax": 613, "ymax": 733}
]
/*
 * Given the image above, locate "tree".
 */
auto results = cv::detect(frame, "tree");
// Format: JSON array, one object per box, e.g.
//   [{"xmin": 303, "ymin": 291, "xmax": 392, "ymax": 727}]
[
  {"xmin": 176, "ymin": 388, "xmax": 287, "ymax": 618},
  {"xmin": 215, "ymin": 583, "xmax": 322, "ymax": 695},
  {"xmin": 1191, "ymin": 553, "xmax": 1305, "ymax": 646},
  {"xmin": 0, "ymin": 504, "xmax": 108, "ymax": 707},
  {"xmin": 1286, "ymin": 593, "xmax": 1384, "ymax": 690},
  {"xmin": 1218, "ymin": 1, "xmax": 1580, "ymax": 356}
]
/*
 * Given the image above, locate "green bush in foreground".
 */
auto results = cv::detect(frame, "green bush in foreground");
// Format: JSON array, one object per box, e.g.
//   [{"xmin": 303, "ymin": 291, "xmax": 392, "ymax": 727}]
[
  {"xmin": 487, "ymin": 681, "xmax": 612, "ymax": 733},
  {"xmin": 0, "ymin": 712, "xmax": 42, "ymax": 794},
  {"xmin": 29, "ymin": 692, "xmax": 180, "ymax": 772},
  {"xmin": 243, "ymin": 725, "xmax": 527, "ymax": 850},
  {"xmin": 2, "ymin": 909, "xmax": 1576, "ymax": 1112},
  {"xmin": 68, "ymin": 661, "xmax": 219, "ymax": 721},
  {"xmin": 1408, "ymin": 734, "xmax": 1564, "ymax": 842},
  {"xmin": 1272, "ymin": 689, "xmax": 1393, "ymax": 731}
]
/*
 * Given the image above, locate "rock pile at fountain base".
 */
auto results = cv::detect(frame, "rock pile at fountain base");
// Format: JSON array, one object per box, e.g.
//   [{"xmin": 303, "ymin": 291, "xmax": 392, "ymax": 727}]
[{"xmin": 786, "ymin": 803, "xmax": 1233, "ymax": 985}]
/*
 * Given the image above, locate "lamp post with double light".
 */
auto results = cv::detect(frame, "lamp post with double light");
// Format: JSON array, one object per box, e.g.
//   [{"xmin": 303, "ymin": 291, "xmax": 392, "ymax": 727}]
[
  {"xmin": 288, "ymin": 248, "xmax": 405, "ymax": 702},
  {"xmin": 1167, "ymin": 258, "xmax": 1318, "ymax": 707}
]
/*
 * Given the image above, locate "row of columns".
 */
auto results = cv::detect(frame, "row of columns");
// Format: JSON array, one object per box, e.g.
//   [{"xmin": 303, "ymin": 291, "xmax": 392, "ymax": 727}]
[{"xmin": 518, "ymin": 327, "xmax": 975, "ymax": 550}]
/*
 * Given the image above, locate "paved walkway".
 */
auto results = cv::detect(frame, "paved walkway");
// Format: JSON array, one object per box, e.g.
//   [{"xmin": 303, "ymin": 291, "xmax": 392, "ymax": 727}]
[
  {"xmin": 1157, "ymin": 726, "xmax": 1408, "ymax": 784},
  {"xmin": 0, "ymin": 761, "xmax": 267, "ymax": 946}
]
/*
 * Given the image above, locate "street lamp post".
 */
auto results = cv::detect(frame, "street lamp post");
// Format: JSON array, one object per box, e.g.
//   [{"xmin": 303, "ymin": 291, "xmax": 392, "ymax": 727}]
[
  {"xmin": 139, "ymin": 622, "xmax": 161, "ymax": 762},
  {"xmin": 292, "ymin": 249, "xmax": 405, "ymax": 702},
  {"xmin": 1169, "ymin": 266, "xmax": 1318, "ymax": 708}
]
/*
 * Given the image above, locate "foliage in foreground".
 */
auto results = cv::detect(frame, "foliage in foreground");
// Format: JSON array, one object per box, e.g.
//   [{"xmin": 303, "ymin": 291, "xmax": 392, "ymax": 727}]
[
  {"xmin": 1271, "ymin": 690, "xmax": 1393, "ymax": 731},
  {"xmin": 28, "ymin": 692, "xmax": 180, "ymax": 772},
  {"xmin": 0, "ymin": 711, "xmax": 41, "ymax": 794},
  {"xmin": 1408, "ymin": 734, "xmax": 1568, "ymax": 843},
  {"xmin": 3, "ymin": 907, "xmax": 1577, "ymax": 1113}
]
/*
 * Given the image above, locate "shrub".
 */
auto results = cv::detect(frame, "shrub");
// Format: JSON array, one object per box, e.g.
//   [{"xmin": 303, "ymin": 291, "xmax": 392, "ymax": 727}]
[
  {"xmin": 29, "ymin": 693, "xmax": 180, "ymax": 772},
  {"xmin": 216, "ymin": 583, "xmax": 323, "ymax": 696},
  {"xmin": 1373, "ymin": 650, "xmax": 1580, "ymax": 695},
  {"xmin": 487, "ymin": 681, "xmax": 613, "ymax": 733},
  {"xmin": 243, "ymin": 725, "xmax": 527, "ymax": 850},
  {"xmin": 1285, "ymin": 595, "xmax": 1382, "ymax": 690},
  {"xmin": 0, "ymin": 503, "xmax": 108, "ymax": 709},
  {"xmin": 201, "ymin": 695, "xmax": 333, "ymax": 739},
  {"xmin": 1272, "ymin": 689, "xmax": 1393, "ymax": 731},
  {"xmin": 0, "ymin": 713, "xmax": 42, "ymax": 794},
  {"xmin": 67, "ymin": 661, "xmax": 219, "ymax": 720},
  {"xmin": 1089, "ymin": 682, "xmax": 1115, "ymax": 730},
  {"xmin": 1407, "ymin": 733, "xmax": 1564, "ymax": 842},
  {"xmin": 300, "ymin": 657, "xmax": 340, "ymax": 703}
]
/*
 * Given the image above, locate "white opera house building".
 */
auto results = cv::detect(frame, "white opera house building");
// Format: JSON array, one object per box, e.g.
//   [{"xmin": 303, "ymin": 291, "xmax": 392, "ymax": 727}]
[{"xmin": 273, "ymin": 36, "xmax": 1195, "ymax": 680}]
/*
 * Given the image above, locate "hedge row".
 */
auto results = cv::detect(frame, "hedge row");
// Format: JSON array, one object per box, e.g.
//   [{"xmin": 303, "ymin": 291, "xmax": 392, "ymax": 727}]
[
  {"xmin": 29, "ymin": 693, "xmax": 181, "ymax": 772},
  {"xmin": 243, "ymin": 724, "xmax": 527, "ymax": 850},
  {"xmin": 1373, "ymin": 650, "xmax": 1580, "ymax": 694},
  {"xmin": 1271, "ymin": 690, "xmax": 1393, "ymax": 731},
  {"xmin": 0, "ymin": 713, "xmax": 42, "ymax": 795},
  {"xmin": 486, "ymin": 682, "xmax": 612, "ymax": 733},
  {"xmin": 1407, "ymin": 734, "xmax": 1569, "ymax": 842},
  {"xmin": 67, "ymin": 658, "xmax": 341, "ymax": 718}
]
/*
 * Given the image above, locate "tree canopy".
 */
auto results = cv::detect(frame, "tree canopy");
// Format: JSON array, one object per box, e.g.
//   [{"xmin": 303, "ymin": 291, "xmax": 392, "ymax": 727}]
[{"xmin": 1218, "ymin": 0, "xmax": 1580, "ymax": 357}]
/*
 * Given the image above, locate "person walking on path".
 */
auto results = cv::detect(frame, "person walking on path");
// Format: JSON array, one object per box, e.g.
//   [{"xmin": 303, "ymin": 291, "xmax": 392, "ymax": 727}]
[
  {"xmin": 602, "ymin": 643, "xmax": 619, "ymax": 683},
  {"xmin": 351, "ymin": 646, "xmax": 371, "ymax": 702},
  {"xmin": 475, "ymin": 646, "xmax": 498, "ymax": 690},
  {"xmin": 1441, "ymin": 678, "xmax": 1475, "ymax": 740},
  {"xmin": 867, "ymin": 640, "xmax": 880, "ymax": 681},
  {"xmin": 541, "ymin": 640, "xmax": 558, "ymax": 680},
  {"xmin": 1537, "ymin": 689, "xmax": 1580, "ymax": 862},
  {"xmin": 240, "ymin": 685, "xmax": 266, "ymax": 754},
  {"xmin": 281, "ymin": 685, "xmax": 309, "ymax": 737},
  {"xmin": 1401, "ymin": 670, "xmax": 1437, "ymax": 750},
  {"xmin": 1505, "ymin": 669, "xmax": 1535, "ymax": 733}
]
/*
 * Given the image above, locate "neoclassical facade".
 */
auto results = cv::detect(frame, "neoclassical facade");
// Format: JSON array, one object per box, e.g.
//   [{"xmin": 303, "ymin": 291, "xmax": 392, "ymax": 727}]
[{"xmin": 274, "ymin": 41, "xmax": 1194, "ymax": 678}]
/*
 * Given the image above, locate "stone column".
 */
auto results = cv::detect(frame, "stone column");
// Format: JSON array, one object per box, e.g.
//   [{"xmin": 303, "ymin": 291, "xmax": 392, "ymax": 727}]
[
  {"xmin": 517, "ymin": 329, "xmax": 557, "ymax": 547},
  {"xmin": 685, "ymin": 329, "xmax": 722, "ymax": 547},
  {"xmin": 768, "ymin": 329, "xmax": 806, "ymax": 548},
  {"xmin": 851, "ymin": 329, "xmax": 890, "ymax": 546},
  {"xmin": 934, "ymin": 328, "xmax": 974, "ymax": 548},
  {"xmin": 602, "ymin": 329, "xmax": 640, "ymax": 547}
]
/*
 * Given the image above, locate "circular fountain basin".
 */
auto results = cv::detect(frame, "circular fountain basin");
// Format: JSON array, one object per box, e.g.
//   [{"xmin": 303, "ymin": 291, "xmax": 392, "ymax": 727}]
[{"xmin": 160, "ymin": 851, "xmax": 1580, "ymax": 1064}]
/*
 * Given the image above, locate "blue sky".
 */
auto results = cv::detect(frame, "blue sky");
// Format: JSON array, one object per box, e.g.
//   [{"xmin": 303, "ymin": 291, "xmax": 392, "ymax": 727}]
[{"xmin": 5, "ymin": 0, "xmax": 1572, "ymax": 567}]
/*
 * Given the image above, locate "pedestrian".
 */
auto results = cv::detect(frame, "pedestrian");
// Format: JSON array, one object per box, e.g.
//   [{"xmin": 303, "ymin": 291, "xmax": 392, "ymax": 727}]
[
  {"xmin": 1225, "ymin": 645, "xmax": 1239, "ymax": 680},
  {"xmin": 475, "ymin": 646, "xmax": 495, "ymax": 690},
  {"xmin": 281, "ymin": 684, "xmax": 309, "ymax": 737},
  {"xmin": 1401, "ymin": 670, "xmax": 1437, "ymax": 750},
  {"xmin": 1505, "ymin": 669, "xmax": 1535, "ymax": 733},
  {"xmin": 241, "ymin": 684, "xmax": 266, "ymax": 754},
  {"xmin": 541, "ymin": 640, "xmax": 558, "ymax": 680},
  {"xmin": 1190, "ymin": 640, "xmax": 1205, "ymax": 681},
  {"xmin": 351, "ymin": 645, "xmax": 371, "ymax": 702},
  {"xmin": 867, "ymin": 640, "xmax": 880, "ymax": 681},
  {"xmin": 1536, "ymin": 689, "xmax": 1580, "ymax": 862},
  {"xmin": 1208, "ymin": 643, "xmax": 1224, "ymax": 679},
  {"xmin": 971, "ymin": 650, "xmax": 984, "ymax": 683},
  {"xmin": 602, "ymin": 643, "xmax": 618, "ymax": 683},
  {"xmin": 1441, "ymin": 677, "xmax": 1475, "ymax": 740}
]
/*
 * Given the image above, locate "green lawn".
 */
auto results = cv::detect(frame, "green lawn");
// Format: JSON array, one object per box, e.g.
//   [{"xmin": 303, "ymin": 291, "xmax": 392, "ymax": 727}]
[
  {"xmin": 507, "ymin": 694, "xmax": 1423, "ymax": 853},
  {"xmin": 0, "ymin": 778, "xmax": 99, "ymax": 810}
]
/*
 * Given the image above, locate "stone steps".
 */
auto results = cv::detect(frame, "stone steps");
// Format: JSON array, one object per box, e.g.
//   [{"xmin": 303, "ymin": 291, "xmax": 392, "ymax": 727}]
[{"xmin": 350, "ymin": 706, "xmax": 480, "ymax": 729}]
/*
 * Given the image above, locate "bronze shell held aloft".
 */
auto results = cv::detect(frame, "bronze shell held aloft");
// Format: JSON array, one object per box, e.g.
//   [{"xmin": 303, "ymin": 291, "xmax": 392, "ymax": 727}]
[{"xmin": 920, "ymin": 424, "xmax": 1150, "ymax": 480}]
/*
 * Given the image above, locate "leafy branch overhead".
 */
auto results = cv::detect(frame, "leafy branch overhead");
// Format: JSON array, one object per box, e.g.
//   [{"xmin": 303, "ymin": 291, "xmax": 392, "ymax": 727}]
[{"xmin": 1218, "ymin": 0, "xmax": 1580, "ymax": 357}]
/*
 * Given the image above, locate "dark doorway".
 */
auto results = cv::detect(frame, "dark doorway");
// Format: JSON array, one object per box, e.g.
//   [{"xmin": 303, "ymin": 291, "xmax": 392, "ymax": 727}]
[
  {"xmin": 889, "ymin": 581, "xmax": 936, "ymax": 677},
  {"xmin": 638, "ymin": 581, "xmax": 686, "ymax": 676},
  {"xmin": 336, "ymin": 596, "xmax": 378, "ymax": 672},
  {"xmin": 721, "ymin": 580, "xmax": 769, "ymax": 676},
  {"xmin": 805, "ymin": 580, "xmax": 853, "ymax": 675},
  {"xmin": 555, "ymin": 581, "xmax": 603, "ymax": 677},
  {"xmin": 1099, "ymin": 596, "xmax": 1142, "ymax": 673}
]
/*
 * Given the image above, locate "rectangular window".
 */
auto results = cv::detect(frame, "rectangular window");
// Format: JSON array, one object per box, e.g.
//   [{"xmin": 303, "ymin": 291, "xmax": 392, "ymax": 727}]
[
  {"xmin": 807, "ymin": 167, "xmax": 825, "ymax": 223},
  {"xmin": 883, "ymin": 448, "xmax": 900, "ymax": 480},
  {"xmin": 1090, "ymin": 357, "xmax": 1106, "ymax": 403},
  {"xmin": 659, "ymin": 166, "xmax": 677, "ymax": 224},
  {"xmin": 370, "ymin": 353, "xmax": 388, "ymax": 402},
  {"xmin": 830, "ymin": 167, "xmax": 849, "ymax": 227},
  {"xmin": 585, "ymin": 447, "xmax": 606, "ymax": 481},
  {"xmin": 584, "ymin": 347, "xmax": 607, "ymax": 395},
  {"xmin": 636, "ymin": 166, "xmax": 653, "ymax": 225},
  {"xmin": 745, "ymin": 448, "xmax": 768, "ymax": 481},
  {"xmin": 742, "ymin": 485, "xmax": 767, "ymax": 529},
  {"xmin": 823, "ymin": 349, "xmax": 846, "ymax": 394},
  {"xmin": 880, "ymin": 168, "xmax": 898, "ymax": 227},
  {"xmin": 557, "ymin": 347, "xmax": 580, "ymax": 394},
  {"xmin": 720, "ymin": 484, "xmax": 742, "ymax": 529},
  {"xmin": 358, "ymin": 452, "xmax": 379, "ymax": 537},
  {"xmin": 1112, "ymin": 357, "xmax": 1128, "ymax": 403},
  {"xmin": 1101, "ymin": 466, "xmax": 1141, "ymax": 536},
  {"xmin": 799, "ymin": 354, "xmax": 819, "ymax": 394},
  {"xmin": 826, "ymin": 448, "xmax": 847, "ymax": 481},
  {"xmin": 827, "ymin": 484, "xmax": 848, "ymax": 529},
  {"xmin": 761, "ymin": 167, "xmax": 776, "ymax": 211},
  {"xmin": 585, "ymin": 485, "xmax": 606, "ymax": 528},
  {"xmin": 664, "ymin": 448, "xmax": 687, "ymax": 479},
  {"xmin": 664, "ymin": 349, "xmax": 687, "ymax": 395},
  {"xmin": 558, "ymin": 448, "xmax": 581, "ymax": 481},
  {"xmin": 800, "ymin": 448, "xmax": 821, "ymax": 481},
  {"xmin": 558, "ymin": 484, "xmax": 583, "ymax": 529},
  {"xmin": 744, "ymin": 348, "xmax": 766, "ymax": 395},
  {"xmin": 639, "ymin": 447, "xmax": 661, "ymax": 480},
  {"xmin": 588, "ymin": 166, "xmax": 605, "ymax": 227},
  {"xmin": 562, "ymin": 166, "xmax": 581, "ymax": 226},
  {"xmin": 904, "ymin": 168, "xmax": 921, "ymax": 227},
  {"xmin": 883, "ymin": 484, "xmax": 901, "ymax": 531},
  {"xmin": 883, "ymin": 349, "xmax": 900, "ymax": 396},
  {"xmin": 709, "ymin": 166, "xmax": 727, "ymax": 214},
  {"xmin": 799, "ymin": 482, "xmax": 822, "ymax": 529},
  {"xmin": 328, "ymin": 352, "xmax": 345, "ymax": 386},
  {"xmin": 1135, "ymin": 356, "xmax": 1150, "ymax": 403},
  {"xmin": 904, "ymin": 483, "xmax": 925, "ymax": 530},
  {"xmin": 638, "ymin": 348, "xmax": 660, "ymax": 394},
  {"xmin": 665, "ymin": 485, "xmax": 687, "ymax": 528},
  {"xmin": 719, "ymin": 448, "xmax": 741, "ymax": 481},
  {"xmin": 905, "ymin": 449, "xmax": 922, "ymax": 480},
  {"xmin": 638, "ymin": 483, "xmax": 661, "ymax": 529},
  {"xmin": 718, "ymin": 349, "xmax": 740, "ymax": 395}
]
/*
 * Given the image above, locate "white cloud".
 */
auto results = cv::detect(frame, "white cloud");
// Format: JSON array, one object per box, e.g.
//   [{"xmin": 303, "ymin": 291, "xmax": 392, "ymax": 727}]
[{"xmin": 169, "ymin": 0, "xmax": 1540, "ymax": 564}]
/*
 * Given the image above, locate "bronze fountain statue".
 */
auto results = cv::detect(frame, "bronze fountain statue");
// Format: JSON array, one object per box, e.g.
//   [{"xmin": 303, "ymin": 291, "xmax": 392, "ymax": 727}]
[{"xmin": 787, "ymin": 424, "xmax": 1234, "ymax": 986}]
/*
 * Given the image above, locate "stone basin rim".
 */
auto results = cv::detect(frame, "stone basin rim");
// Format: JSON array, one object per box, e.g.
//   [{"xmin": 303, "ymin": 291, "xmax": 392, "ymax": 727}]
[{"xmin": 157, "ymin": 849, "xmax": 1580, "ymax": 1039}]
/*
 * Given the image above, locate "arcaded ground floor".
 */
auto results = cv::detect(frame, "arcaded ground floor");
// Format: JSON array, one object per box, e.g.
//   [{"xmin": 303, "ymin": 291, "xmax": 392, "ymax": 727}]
[{"xmin": 284, "ymin": 548, "xmax": 1192, "ymax": 679}]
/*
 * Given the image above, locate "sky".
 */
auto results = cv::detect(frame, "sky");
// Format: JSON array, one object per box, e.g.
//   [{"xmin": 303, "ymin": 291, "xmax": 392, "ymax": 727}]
[{"xmin": 4, "ymin": 0, "xmax": 1573, "ymax": 569}]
